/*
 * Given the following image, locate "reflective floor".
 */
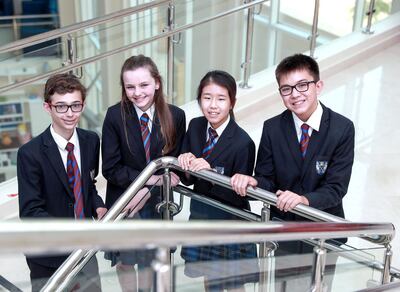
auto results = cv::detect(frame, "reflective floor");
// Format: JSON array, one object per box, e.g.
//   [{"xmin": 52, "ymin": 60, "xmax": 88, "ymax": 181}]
[{"xmin": 239, "ymin": 41, "xmax": 400, "ymax": 268}]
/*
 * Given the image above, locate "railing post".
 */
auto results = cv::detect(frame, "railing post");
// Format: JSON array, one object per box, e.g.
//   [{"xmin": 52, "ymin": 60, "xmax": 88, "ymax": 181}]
[
  {"xmin": 166, "ymin": 1, "xmax": 176, "ymax": 103},
  {"xmin": 309, "ymin": 0, "xmax": 320, "ymax": 58},
  {"xmin": 153, "ymin": 247, "xmax": 171, "ymax": 292},
  {"xmin": 239, "ymin": 0, "xmax": 256, "ymax": 89},
  {"xmin": 161, "ymin": 168, "xmax": 172, "ymax": 220},
  {"xmin": 64, "ymin": 34, "xmax": 82, "ymax": 77},
  {"xmin": 363, "ymin": 0, "xmax": 376, "ymax": 34},
  {"xmin": 381, "ymin": 244, "xmax": 393, "ymax": 284},
  {"xmin": 310, "ymin": 240, "xmax": 327, "ymax": 292},
  {"xmin": 259, "ymin": 203, "xmax": 276, "ymax": 292}
]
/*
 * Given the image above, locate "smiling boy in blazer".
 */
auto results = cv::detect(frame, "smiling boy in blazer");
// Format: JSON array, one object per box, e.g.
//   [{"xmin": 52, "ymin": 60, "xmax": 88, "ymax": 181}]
[
  {"xmin": 17, "ymin": 73, "xmax": 107, "ymax": 291},
  {"xmin": 231, "ymin": 53, "xmax": 355, "ymax": 224}
]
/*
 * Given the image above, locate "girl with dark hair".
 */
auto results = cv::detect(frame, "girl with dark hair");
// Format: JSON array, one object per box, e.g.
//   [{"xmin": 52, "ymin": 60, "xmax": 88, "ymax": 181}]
[
  {"xmin": 102, "ymin": 55, "xmax": 186, "ymax": 291},
  {"xmin": 178, "ymin": 70, "xmax": 258, "ymax": 292}
]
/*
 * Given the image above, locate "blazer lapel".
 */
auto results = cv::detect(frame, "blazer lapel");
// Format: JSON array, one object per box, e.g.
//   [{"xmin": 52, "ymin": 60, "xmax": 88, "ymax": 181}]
[
  {"xmin": 282, "ymin": 111, "xmax": 302, "ymax": 171},
  {"xmin": 126, "ymin": 106, "xmax": 147, "ymax": 165},
  {"xmin": 42, "ymin": 127, "xmax": 74, "ymax": 199},
  {"xmin": 77, "ymin": 129, "xmax": 90, "ymax": 205},
  {"xmin": 207, "ymin": 118, "xmax": 235, "ymax": 164},
  {"xmin": 150, "ymin": 112, "xmax": 164, "ymax": 158}
]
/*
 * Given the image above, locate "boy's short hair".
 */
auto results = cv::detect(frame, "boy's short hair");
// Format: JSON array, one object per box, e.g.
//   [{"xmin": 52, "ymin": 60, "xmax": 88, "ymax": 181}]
[
  {"xmin": 275, "ymin": 54, "xmax": 320, "ymax": 84},
  {"xmin": 44, "ymin": 73, "xmax": 86, "ymax": 103}
]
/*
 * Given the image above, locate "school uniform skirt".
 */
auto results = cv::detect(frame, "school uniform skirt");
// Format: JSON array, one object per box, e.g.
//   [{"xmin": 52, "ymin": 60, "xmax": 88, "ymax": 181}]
[
  {"xmin": 181, "ymin": 204, "xmax": 259, "ymax": 289},
  {"xmin": 104, "ymin": 189, "xmax": 161, "ymax": 268}
]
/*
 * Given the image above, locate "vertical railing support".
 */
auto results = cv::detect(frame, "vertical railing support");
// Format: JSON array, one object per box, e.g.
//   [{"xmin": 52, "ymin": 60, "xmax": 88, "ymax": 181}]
[
  {"xmin": 363, "ymin": 0, "xmax": 376, "ymax": 34},
  {"xmin": 239, "ymin": 0, "xmax": 256, "ymax": 89},
  {"xmin": 64, "ymin": 34, "xmax": 82, "ymax": 78},
  {"xmin": 166, "ymin": 2, "xmax": 176, "ymax": 103},
  {"xmin": 153, "ymin": 248, "xmax": 171, "ymax": 292},
  {"xmin": 162, "ymin": 168, "xmax": 172, "ymax": 220},
  {"xmin": 259, "ymin": 203, "xmax": 275, "ymax": 292},
  {"xmin": 310, "ymin": 240, "xmax": 327, "ymax": 292},
  {"xmin": 309, "ymin": 0, "xmax": 320, "ymax": 58},
  {"xmin": 381, "ymin": 244, "xmax": 392, "ymax": 284}
]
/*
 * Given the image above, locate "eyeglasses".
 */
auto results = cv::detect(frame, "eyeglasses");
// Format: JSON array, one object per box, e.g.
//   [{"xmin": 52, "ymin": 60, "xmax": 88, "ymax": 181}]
[
  {"xmin": 49, "ymin": 103, "xmax": 84, "ymax": 113},
  {"xmin": 279, "ymin": 80, "xmax": 317, "ymax": 96}
]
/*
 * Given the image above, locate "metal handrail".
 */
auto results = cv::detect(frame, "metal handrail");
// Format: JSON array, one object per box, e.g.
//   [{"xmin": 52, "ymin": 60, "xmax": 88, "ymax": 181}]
[
  {"xmin": 0, "ymin": 0, "xmax": 268, "ymax": 94},
  {"xmin": 0, "ymin": 0, "xmax": 170, "ymax": 54},
  {"xmin": 0, "ymin": 221, "xmax": 394, "ymax": 254},
  {"xmin": 6, "ymin": 156, "xmax": 395, "ymax": 291},
  {"xmin": 0, "ymin": 14, "xmax": 58, "ymax": 21}
]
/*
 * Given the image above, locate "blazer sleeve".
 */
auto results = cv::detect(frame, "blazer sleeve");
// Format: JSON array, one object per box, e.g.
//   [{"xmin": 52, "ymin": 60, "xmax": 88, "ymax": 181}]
[
  {"xmin": 304, "ymin": 121, "xmax": 355, "ymax": 210},
  {"xmin": 17, "ymin": 146, "xmax": 50, "ymax": 218},
  {"xmin": 254, "ymin": 122, "xmax": 276, "ymax": 192},
  {"xmin": 101, "ymin": 108, "xmax": 141, "ymax": 189}
]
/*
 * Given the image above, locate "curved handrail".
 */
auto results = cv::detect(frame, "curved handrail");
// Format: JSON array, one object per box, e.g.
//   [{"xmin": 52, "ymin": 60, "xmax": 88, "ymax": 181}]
[{"xmin": 26, "ymin": 156, "xmax": 394, "ymax": 291}]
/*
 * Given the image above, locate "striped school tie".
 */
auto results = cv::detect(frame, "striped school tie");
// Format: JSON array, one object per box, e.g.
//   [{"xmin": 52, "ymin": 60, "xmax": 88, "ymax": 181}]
[
  {"xmin": 202, "ymin": 127, "xmax": 218, "ymax": 159},
  {"xmin": 300, "ymin": 123, "xmax": 310, "ymax": 159},
  {"xmin": 140, "ymin": 113, "xmax": 151, "ymax": 164},
  {"xmin": 66, "ymin": 142, "xmax": 85, "ymax": 219}
]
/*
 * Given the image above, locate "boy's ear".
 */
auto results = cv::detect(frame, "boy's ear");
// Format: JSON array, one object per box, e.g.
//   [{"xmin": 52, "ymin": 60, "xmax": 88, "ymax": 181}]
[
  {"xmin": 316, "ymin": 80, "xmax": 324, "ymax": 95},
  {"xmin": 43, "ymin": 102, "xmax": 52, "ymax": 114}
]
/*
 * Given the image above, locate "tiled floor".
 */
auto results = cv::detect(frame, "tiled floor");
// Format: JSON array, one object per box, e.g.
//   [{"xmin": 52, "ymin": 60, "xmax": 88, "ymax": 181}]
[{"xmin": 238, "ymin": 41, "xmax": 400, "ymax": 268}]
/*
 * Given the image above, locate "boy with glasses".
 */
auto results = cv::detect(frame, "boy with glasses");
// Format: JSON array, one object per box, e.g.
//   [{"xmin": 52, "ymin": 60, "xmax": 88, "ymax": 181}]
[
  {"xmin": 231, "ymin": 53, "xmax": 355, "ymax": 226},
  {"xmin": 17, "ymin": 73, "xmax": 107, "ymax": 291},
  {"xmin": 231, "ymin": 53, "xmax": 355, "ymax": 289}
]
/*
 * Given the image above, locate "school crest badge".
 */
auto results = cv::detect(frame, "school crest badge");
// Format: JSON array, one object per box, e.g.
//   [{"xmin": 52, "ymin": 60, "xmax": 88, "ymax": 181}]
[{"xmin": 316, "ymin": 161, "xmax": 328, "ymax": 175}]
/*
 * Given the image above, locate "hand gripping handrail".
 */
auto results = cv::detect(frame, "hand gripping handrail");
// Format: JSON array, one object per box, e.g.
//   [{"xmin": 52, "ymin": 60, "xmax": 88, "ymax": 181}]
[{"xmin": 37, "ymin": 156, "xmax": 394, "ymax": 291}]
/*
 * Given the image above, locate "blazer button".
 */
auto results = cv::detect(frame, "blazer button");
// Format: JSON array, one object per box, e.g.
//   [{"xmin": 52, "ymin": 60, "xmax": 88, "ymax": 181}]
[{"xmin": 68, "ymin": 203, "xmax": 74, "ymax": 208}]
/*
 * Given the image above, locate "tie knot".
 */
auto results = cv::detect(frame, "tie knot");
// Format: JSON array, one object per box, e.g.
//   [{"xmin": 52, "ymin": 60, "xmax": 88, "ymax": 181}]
[
  {"xmin": 301, "ymin": 123, "xmax": 309, "ymax": 132},
  {"xmin": 140, "ymin": 113, "xmax": 149, "ymax": 126},
  {"xmin": 208, "ymin": 127, "xmax": 218, "ymax": 140},
  {"xmin": 66, "ymin": 142, "xmax": 74, "ymax": 152}
]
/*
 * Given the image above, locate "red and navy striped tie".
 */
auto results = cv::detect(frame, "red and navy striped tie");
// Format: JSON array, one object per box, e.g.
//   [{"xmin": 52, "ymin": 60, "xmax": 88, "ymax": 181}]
[
  {"xmin": 202, "ymin": 127, "xmax": 218, "ymax": 159},
  {"xmin": 66, "ymin": 142, "xmax": 84, "ymax": 219},
  {"xmin": 140, "ymin": 113, "xmax": 151, "ymax": 164},
  {"xmin": 300, "ymin": 123, "xmax": 310, "ymax": 159}
]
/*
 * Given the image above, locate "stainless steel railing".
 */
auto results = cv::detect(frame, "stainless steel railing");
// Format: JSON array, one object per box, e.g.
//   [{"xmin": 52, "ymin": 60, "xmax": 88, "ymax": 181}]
[
  {"xmin": 0, "ymin": 0, "xmax": 268, "ymax": 95},
  {"xmin": 27, "ymin": 156, "xmax": 394, "ymax": 291}
]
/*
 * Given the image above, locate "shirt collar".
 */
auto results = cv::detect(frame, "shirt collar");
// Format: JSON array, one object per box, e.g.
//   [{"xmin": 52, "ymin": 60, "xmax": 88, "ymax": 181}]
[
  {"xmin": 207, "ymin": 115, "xmax": 230, "ymax": 139},
  {"xmin": 134, "ymin": 104, "xmax": 155, "ymax": 121},
  {"xmin": 50, "ymin": 125, "xmax": 79, "ymax": 151},
  {"xmin": 292, "ymin": 101, "xmax": 323, "ymax": 132}
]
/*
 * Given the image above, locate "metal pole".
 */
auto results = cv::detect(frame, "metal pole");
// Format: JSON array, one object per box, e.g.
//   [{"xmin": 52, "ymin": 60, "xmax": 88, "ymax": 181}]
[
  {"xmin": 363, "ymin": 0, "xmax": 376, "ymax": 34},
  {"xmin": 166, "ymin": 2, "xmax": 175, "ymax": 103},
  {"xmin": 258, "ymin": 202, "xmax": 275, "ymax": 292},
  {"xmin": 64, "ymin": 34, "xmax": 82, "ymax": 77},
  {"xmin": 309, "ymin": 0, "xmax": 320, "ymax": 58},
  {"xmin": 162, "ymin": 168, "xmax": 172, "ymax": 220},
  {"xmin": 310, "ymin": 240, "xmax": 327, "ymax": 292},
  {"xmin": 382, "ymin": 244, "xmax": 393, "ymax": 284},
  {"xmin": 239, "ymin": 0, "xmax": 255, "ymax": 89},
  {"xmin": 153, "ymin": 248, "xmax": 171, "ymax": 292}
]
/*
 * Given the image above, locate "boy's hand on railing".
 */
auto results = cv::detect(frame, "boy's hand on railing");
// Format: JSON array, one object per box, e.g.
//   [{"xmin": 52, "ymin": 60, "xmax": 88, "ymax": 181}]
[
  {"xmin": 276, "ymin": 190, "xmax": 309, "ymax": 212},
  {"xmin": 231, "ymin": 174, "xmax": 258, "ymax": 197}
]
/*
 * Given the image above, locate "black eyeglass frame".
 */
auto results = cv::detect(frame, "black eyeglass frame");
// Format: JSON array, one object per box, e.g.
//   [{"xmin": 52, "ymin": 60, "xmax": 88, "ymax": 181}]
[
  {"xmin": 278, "ymin": 80, "xmax": 318, "ymax": 96},
  {"xmin": 48, "ymin": 103, "xmax": 84, "ymax": 113}
]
